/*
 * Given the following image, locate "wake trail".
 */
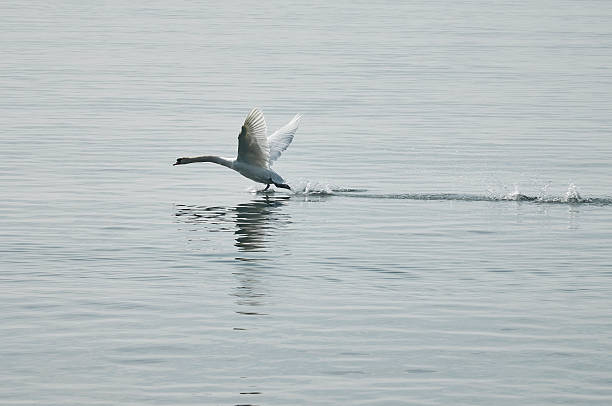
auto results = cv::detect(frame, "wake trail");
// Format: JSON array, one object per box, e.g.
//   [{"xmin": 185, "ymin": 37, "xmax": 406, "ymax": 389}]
[
  {"xmin": 288, "ymin": 182, "xmax": 612, "ymax": 206},
  {"xmin": 339, "ymin": 192, "xmax": 612, "ymax": 206}
]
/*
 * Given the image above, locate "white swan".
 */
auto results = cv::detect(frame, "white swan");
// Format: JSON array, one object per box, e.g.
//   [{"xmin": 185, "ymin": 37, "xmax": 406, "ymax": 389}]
[{"xmin": 173, "ymin": 108, "xmax": 301, "ymax": 191}]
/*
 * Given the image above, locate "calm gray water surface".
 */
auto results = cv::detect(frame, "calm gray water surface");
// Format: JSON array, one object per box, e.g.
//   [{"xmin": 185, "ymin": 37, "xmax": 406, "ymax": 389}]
[{"xmin": 2, "ymin": 1, "xmax": 612, "ymax": 405}]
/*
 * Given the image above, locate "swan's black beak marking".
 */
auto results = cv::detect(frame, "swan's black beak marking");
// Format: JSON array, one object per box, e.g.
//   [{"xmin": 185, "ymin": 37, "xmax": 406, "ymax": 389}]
[{"xmin": 173, "ymin": 158, "xmax": 182, "ymax": 166}]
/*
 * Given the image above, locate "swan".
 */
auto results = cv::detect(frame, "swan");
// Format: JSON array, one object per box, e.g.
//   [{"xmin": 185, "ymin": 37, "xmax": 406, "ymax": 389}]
[{"xmin": 173, "ymin": 108, "xmax": 301, "ymax": 191}]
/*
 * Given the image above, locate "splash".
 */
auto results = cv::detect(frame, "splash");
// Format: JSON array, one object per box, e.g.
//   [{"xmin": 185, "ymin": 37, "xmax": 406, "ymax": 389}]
[
  {"xmin": 564, "ymin": 183, "xmax": 582, "ymax": 203},
  {"xmin": 292, "ymin": 180, "xmax": 334, "ymax": 195},
  {"xmin": 500, "ymin": 184, "xmax": 539, "ymax": 202},
  {"xmin": 288, "ymin": 180, "xmax": 367, "ymax": 196}
]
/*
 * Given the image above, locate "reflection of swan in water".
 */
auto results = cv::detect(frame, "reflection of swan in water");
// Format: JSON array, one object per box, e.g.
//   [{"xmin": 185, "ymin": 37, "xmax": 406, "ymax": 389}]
[
  {"xmin": 233, "ymin": 196, "xmax": 290, "ymax": 251},
  {"xmin": 174, "ymin": 195, "xmax": 291, "ymax": 252},
  {"xmin": 175, "ymin": 196, "xmax": 291, "ymax": 311}
]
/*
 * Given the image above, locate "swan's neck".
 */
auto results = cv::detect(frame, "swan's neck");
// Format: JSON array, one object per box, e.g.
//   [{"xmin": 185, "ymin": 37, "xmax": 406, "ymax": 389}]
[{"xmin": 184, "ymin": 155, "xmax": 233, "ymax": 168}]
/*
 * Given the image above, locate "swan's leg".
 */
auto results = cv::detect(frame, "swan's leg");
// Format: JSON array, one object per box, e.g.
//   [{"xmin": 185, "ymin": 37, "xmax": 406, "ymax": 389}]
[{"xmin": 263, "ymin": 184, "xmax": 270, "ymax": 191}]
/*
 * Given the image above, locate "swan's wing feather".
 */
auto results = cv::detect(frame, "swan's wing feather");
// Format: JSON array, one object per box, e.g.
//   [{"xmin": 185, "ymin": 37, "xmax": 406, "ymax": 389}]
[
  {"xmin": 267, "ymin": 114, "xmax": 301, "ymax": 164},
  {"xmin": 237, "ymin": 108, "xmax": 269, "ymax": 168}
]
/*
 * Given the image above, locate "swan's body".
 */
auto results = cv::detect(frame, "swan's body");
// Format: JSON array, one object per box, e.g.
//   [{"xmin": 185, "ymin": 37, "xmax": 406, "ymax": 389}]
[{"xmin": 174, "ymin": 109, "xmax": 301, "ymax": 190}]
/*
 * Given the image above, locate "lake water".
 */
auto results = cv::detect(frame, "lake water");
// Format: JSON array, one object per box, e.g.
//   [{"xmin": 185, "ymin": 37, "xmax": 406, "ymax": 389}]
[{"xmin": 2, "ymin": 1, "xmax": 612, "ymax": 405}]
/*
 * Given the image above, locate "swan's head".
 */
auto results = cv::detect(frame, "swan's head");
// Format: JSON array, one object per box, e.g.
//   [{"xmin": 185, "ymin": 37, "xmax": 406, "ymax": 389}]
[{"xmin": 173, "ymin": 157, "xmax": 187, "ymax": 166}]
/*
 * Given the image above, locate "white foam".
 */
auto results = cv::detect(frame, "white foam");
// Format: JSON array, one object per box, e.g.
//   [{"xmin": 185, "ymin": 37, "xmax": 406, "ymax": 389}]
[{"xmin": 564, "ymin": 183, "xmax": 582, "ymax": 203}]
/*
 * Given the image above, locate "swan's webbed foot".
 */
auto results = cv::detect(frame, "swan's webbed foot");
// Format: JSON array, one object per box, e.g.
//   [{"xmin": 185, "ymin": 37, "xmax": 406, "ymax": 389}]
[{"xmin": 274, "ymin": 183, "xmax": 292, "ymax": 190}]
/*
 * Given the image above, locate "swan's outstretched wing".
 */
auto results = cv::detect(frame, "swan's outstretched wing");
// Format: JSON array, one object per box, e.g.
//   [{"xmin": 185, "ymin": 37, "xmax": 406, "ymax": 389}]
[
  {"xmin": 267, "ymin": 114, "xmax": 301, "ymax": 165},
  {"xmin": 237, "ymin": 108, "xmax": 269, "ymax": 168}
]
